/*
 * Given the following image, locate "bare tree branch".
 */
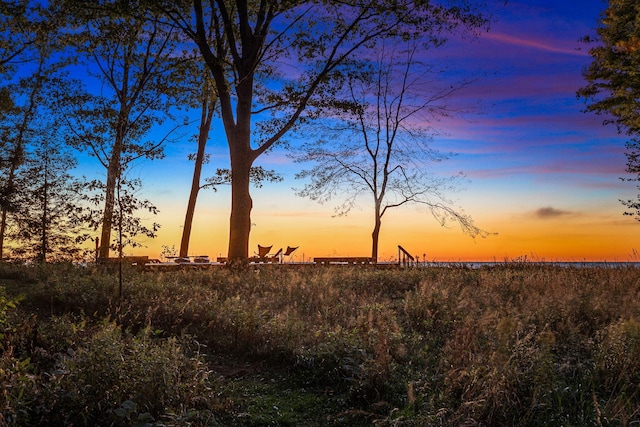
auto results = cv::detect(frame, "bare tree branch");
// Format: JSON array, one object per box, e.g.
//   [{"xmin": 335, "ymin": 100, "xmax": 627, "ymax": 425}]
[{"xmin": 293, "ymin": 39, "xmax": 493, "ymax": 260}]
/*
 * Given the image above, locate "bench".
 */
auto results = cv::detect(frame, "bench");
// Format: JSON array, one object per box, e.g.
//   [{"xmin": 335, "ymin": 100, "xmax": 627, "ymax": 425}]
[
  {"xmin": 97, "ymin": 256, "xmax": 149, "ymax": 265},
  {"xmin": 313, "ymin": 257, "xmax": 374, "ymax": 265}
]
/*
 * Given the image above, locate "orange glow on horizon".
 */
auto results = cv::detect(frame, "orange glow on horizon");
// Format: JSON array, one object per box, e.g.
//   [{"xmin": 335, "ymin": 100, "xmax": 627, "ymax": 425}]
[{"xmin": 126, "ymin": 200, "xmax": 640, "ymax": 263}]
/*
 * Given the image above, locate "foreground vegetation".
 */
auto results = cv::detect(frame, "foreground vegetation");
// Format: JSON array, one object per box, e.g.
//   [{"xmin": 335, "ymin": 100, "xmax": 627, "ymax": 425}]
[{"xmin": 1, "ymin": 262, "xmax": 639, "ymax": 426}]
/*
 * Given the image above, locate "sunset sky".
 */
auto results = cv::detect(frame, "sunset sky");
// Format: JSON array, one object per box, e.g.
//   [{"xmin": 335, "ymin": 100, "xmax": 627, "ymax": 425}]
[{"xmin": 117, "ymin": 0, "xmax": 639, "ymax": 262}]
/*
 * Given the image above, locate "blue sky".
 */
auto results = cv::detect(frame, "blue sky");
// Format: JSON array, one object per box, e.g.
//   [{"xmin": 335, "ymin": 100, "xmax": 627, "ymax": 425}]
[{"xmin": 75, "ymin": 0, "xmax": 639, "ymax": 261}]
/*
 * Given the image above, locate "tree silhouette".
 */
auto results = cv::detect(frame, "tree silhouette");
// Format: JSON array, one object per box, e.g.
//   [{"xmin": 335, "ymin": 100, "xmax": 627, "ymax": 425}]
[
  {"xmin": 0, "ymin": 20, "xmax": 63, "ymax": 259},
  {"xmin": 81, "ymin": 175, "xmax": 160, "ymax": 257},
  {"xmin": 10, "ymin": 137, "xmax": 89, "ymax": 262},
  {"xmin": 157, "ymin": 0, "xmax": 488, "ymax": 262},
  {"xmin": 177, "ymin": 67, "xmax": 282, "ymax": 258},
  {"xmin": 579, "ymin": 0, "xmax": 640, "ymax": 220},
  {"xmin": 55, "ymin": 1, "xmax": 191, "ymax": 259},
  {"xmin": 294, "ymin": 43, "xmax": 488, "ymax": 261},
  {"xmin": 579, "ymin": 0, "xmax": 640, "ymax": 134},
  {"xmin": 179, "ymin": 66, "xmax": 217, "ymax": 259}
]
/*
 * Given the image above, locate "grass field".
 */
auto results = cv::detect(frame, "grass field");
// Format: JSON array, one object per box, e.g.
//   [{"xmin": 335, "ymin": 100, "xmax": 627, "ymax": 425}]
[{"xmin": 1, "ymin": 262, "xmax": 639, "ymax": 426}]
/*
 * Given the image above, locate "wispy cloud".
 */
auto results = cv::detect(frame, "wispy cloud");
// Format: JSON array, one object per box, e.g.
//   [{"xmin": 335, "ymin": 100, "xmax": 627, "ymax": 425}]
[
  {"xmin": 482, "ymin": 31, "xmax": 588, "ymax": 57},
  {"xmin": 535, "ymin": 206, "xmax": 572, "ymax": 218}
]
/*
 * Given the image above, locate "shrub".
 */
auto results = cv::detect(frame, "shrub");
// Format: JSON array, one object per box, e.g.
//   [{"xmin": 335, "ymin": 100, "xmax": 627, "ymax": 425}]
[
  {"xmin": 3, "ymin": 263, "xmax": 640, "ymax": 425},
  {"xmin": 38, "ymin": 322, "xmax": 212, "ymax": 425}
]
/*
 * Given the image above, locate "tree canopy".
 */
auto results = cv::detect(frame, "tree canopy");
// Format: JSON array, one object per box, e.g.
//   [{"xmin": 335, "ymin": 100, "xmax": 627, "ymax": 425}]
[
  {"xmin": 54, "ymin": 0, "xmax": 193, "ymax": 258},
  {"xmin": 580, "ymin": 0, "xmax": 640, "ymax": 220},
  {"xmin": 157, "ymin": 0, "xmax": 489, "ymax": 261},
  {"xmin": 579, "ymin": 0, "xmax": 640, "ymax": 134},
  {"xmin": 0, "ymin": 0, "xmax": 496, "ymax": 262}
]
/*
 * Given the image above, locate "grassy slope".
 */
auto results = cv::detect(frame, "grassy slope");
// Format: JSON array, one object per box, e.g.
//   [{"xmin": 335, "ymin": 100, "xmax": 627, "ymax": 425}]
[{"xmin": 1, "ymin": 263, "xmax": 639, "ymax": 426}]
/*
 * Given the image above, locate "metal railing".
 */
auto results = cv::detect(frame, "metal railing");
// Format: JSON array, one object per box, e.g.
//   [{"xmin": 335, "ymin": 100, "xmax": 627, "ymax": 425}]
[{"xmin": 398, "ymin": 245, "xmax": 416, "ymax": 267}]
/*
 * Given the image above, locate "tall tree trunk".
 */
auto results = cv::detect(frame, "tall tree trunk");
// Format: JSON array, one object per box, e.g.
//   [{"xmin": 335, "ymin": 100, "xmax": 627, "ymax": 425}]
[
  {"xmin": 228, "ymin": 145, "xmax": 253, "ymax": 262},
  {"xmin": 179, "ymin": 159, "xmax": 202, "ymax": 258},
  {"xmin": 191, "ymin": 10, "xmax": 261, "ymax": 263},
  {"xmin": 99, "ymin": 144, "xmax": 122, "ymax": 259},
  {"xmin": 179, "ymin": 94, "xmax": 214, "ymax": 258},
  {"xmin": 0, "ymin": 208, "xmax": 7, "ymax": 260},
  {"xmin": 371, "ymin": 203, "xmax": 382, "ymax": 263},
  {"xmin": 0, "ymin": 154, "xmax": 21, "ymax": 260},
  {"xmin": 225, "ymin": 73, "xmax": 255, "ymax": 262},
  {"xmin": 40, "ymin": 170, "xmax": 48, "ymax": 263}
]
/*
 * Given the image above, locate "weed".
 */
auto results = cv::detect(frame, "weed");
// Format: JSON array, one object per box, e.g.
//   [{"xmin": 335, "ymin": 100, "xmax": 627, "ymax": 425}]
[{"xmin": 2, "ymin": 263, "xmax": 640, "ymax": 425}]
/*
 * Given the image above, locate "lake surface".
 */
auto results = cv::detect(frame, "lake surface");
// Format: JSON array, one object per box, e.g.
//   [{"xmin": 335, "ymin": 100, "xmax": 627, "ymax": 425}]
[{"xmin": 420, "ymin": 261, "xmax": 640, "ymax": 269}]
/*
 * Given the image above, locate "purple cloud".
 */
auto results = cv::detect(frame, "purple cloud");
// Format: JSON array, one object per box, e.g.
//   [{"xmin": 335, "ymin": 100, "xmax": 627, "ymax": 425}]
[{"xmin": 482, "ymin": 31, "xmax": 589, "ymax": 57}]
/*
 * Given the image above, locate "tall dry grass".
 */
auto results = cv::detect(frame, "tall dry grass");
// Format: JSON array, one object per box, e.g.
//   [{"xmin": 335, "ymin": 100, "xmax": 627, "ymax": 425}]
[{"xmin": 1, "ymin": 262, "xmax": 639, "ymax": 425}]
